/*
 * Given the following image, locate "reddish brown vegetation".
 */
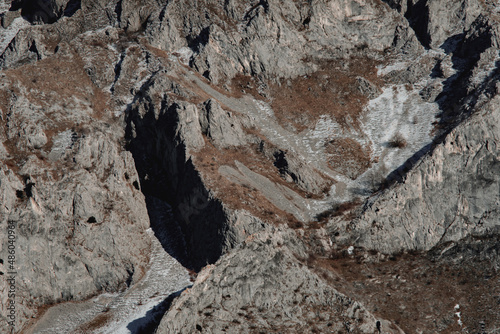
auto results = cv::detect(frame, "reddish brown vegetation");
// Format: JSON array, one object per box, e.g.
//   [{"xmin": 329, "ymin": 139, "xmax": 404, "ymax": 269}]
[
  {"xmin": 192, "ymin": 138, "xmax": 303, "ymax": 226},
  {"xmin": 325, "ymin": 137, "xmax": 373, "ymax": 179},
  {"xmin": 308, "ymin": 250, "xmax": 500, "ymax": 333},
  {"xmin": 388, "ymin": 132, "xmax": 408, "ymax": 148},
  {"xmin": 230, "ymin": 74, "xmax": 267, "ymax": 100},
  {"xmin": 269, "ymin": 57, "xmax": 385, "ymax": 132},
  {"xmin": 315, "ymin": 198, "xmax": 363, "ymax": 223},
  {"xmin": 78, "ymin": 310, "xmax": 113, "ymax": 333}
]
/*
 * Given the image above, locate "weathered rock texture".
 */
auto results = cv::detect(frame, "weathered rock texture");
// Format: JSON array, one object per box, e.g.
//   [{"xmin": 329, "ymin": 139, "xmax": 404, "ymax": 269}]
[
  {"xmin": 0, "ymin": 0, "xmax": 499, "ymax": 333},
  {"xmin": 331, "ymin": 93, "xmax": 500, "ymax": 253},
  {"xmin": 157, "ymin": 227, "xmax": 404, "ymax": 334}
]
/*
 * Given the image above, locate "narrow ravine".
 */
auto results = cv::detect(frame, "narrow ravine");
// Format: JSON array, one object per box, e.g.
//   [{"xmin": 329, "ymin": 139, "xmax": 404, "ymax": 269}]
[{"xmin": 25, "ymin": 226, "xmax": 191, "ymax": 334}]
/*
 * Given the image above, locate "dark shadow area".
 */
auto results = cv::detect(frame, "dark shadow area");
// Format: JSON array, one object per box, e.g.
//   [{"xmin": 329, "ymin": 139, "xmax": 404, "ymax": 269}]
[
  {"xmin": 125, "ymin": 81, "xmax": 229, "ymax": 272},
  {"xmin": 12, "ymin": 0, "xmax": 81, "ymax": 24},
  {"xmin": 63, "ymin": 0, "xmax": 81, "ymax": 18},
  {"xmin": 403, "ymin": 0, "xmax": 431, "ymax": 48},
  {"xmin": 429, "ymin": 60, "xmax": 444, "ymax": 79},
  {"xmin": 145, "ymin": 196, "xmax": 192, "ymax": 269},
  {"xmin": 433, "ymin": 16, "xmax": 496, "ymax": 136},
  {"xmin": 8, "ymin": 0, "xmax": 22, "ymax": 12},
  {"xmin": 114, "ymin": 0, "xmax": 123, "ymax": 25},
  {"xmin": 126, "ymin": 287, "xmax": 190, "ymax": 334},
  {"xmin": 187, "ymin": 26, "xmax": 210, "ymax": 54},
  {"xmin": 382, "ymin": 143, "xmax": 432, "ymax": 187},
  {"xmin": 381, "ymin": 0, "xmax": 431, "ymax": 48}
]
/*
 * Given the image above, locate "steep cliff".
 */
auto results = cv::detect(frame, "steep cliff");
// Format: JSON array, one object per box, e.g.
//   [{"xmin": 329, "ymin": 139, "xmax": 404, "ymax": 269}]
[{"xmin": 0, "ymin": 0, "xmax": 498, "ymax": 333}]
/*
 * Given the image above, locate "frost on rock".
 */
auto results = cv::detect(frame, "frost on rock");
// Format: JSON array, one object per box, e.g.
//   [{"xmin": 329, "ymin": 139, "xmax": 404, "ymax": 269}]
[
  {"xmin": 361, "ymin": 84, "xmax": 439, "ymax": 176},
  {"xmin": 26, "ymin": 229, "xmax": 191, "ymax": 334}
]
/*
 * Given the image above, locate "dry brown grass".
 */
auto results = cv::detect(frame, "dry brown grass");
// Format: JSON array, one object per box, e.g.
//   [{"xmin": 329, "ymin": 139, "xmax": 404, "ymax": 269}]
[
  {"xmin": 77, "ymin": 310, "xmax": 113, "ymax": 333},
  {"xmin": 308, "ymin": 249, "xmax": 500, "ymax": 334},
  {"xmin": 192, "ymin": 138, "xmax": 303, "ymax": 226},
  {"xmin": 269, "ymin": 57, "xmax": 385, "ymax": 132},
  {"xmin": 325, "ymin": 137, "xmax": 373, "ymax": 179},
  {"xmin": 142, "ymin": 41, "xmax": 171, "ymax": 62},
  {"xmin": 1, "ymin": 48, "xmax": 112, "ymax": 181},
  {"xmin": 5, "ymin": 51, "xmax": 109, "ymax": 116},
  {"xmin": 229, "ymin": 73, "xmax": 267, "ymax": 100},
  {"xmin": 315, "ymin": 198, "xmax": 363, "ymax": 223},
  {"xmin": 388, "ymin": 132, "xmax": 407, "ymax": 148}
]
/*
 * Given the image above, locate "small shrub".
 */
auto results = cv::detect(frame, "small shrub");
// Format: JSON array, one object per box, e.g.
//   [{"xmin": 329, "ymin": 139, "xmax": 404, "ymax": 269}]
[{"xmin": 389, "ymin": 132, "xmax": 407, "ymax": 148}]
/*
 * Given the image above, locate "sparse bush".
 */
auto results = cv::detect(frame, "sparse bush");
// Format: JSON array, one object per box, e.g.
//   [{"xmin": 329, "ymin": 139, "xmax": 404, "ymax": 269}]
[
  {"xmin": 389, "ymin": 132, "xmax": 407, "ymax": 148},
  {"xmin": 315, "ymin": 199, "xmax": 362, "ymax": 222}
]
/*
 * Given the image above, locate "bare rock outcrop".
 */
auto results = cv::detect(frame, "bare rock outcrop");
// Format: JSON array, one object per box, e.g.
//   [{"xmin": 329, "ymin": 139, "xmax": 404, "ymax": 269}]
[
  {"xmin": 0, "ymin": 0, "xmax": 499, "ymax": 333},
  {"xmin": 384, "ymin": 0, "xmax": 482, "ymax": 48},
  {"xmin": 157, "ymin": 227, "xmax": 403, "ymax": 334},
  {"xmin": 0, "ymin": 24, "xmax": 153, "ymax": 332},
  {"xmin": 145, "ymin": 0, "xmax": 417, "ymax": 84},
  {"xmin": 199, "ymin": 98, "xmax": 247, "ymax": 149},
  {"xmin": 330, "ymin": 91, "xmax": 500, "ymax": 253}
]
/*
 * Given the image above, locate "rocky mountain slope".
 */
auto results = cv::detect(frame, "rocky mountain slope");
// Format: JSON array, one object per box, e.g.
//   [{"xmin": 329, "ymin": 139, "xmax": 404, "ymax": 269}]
[{"xmin": 0, "ymin": 0, "xmax": 499, "ymax": 333}]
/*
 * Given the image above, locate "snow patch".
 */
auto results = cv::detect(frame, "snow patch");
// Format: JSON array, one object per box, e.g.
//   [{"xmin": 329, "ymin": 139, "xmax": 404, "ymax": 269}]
[
  {"xmin": 361, "ymin": 84, "xmax": 438, "ymax": 176},
  {"xmin": 95, "ymin": 228, "xmax": 191, "ymax": 334},
  {"xmin": 27, "ymin": 229, "xmax": 190, "ymax": 334},
  {"xmin": 454, "ymin": 304, "xmax": 463, "ymax": 327},
  {"xmin": 377, "ymin": 61, "xmax": 408, "ymax": 76},
  {"xmin": 347, "ymin": 246, "xmax": 354, "ymax": 255}
]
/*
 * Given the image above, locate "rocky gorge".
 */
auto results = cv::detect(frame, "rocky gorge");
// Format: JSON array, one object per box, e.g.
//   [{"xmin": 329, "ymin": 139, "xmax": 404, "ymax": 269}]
[{"xmin": 0, "ymin": 0, "xmax": 499, "ymax": 333}]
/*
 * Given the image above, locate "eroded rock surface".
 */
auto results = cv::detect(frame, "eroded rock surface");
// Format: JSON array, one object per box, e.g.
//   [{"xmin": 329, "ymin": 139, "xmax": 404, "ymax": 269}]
[{"xmin": 0, "ymin": 0, "xmax": 499, "ymax": 333}]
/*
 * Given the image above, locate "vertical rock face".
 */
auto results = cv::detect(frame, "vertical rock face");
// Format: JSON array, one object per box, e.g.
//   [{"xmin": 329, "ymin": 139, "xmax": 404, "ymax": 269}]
[
  {"xmin": 0, "ymin": 0, "xmax": 499, "ymax": 333},
  {"xmin": 9, "ymin": 0, "xmax": 76, "ymax": 24},
  {"xmin": 384, "ymin": 0, "xmax": 482, "ymax": 48},
  {"xmin": 0, "ymin": 17, "xmax": 155, "ymax": 332},
  {"xmin": 331, "ymin": 92, "xmax": 500, "ymax": 253}
]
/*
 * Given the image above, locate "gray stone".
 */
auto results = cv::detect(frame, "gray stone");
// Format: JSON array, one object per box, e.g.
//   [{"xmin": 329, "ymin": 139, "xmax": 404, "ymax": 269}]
[
  {"xmin": 0, "ymin": 0, "xmax": 499, "ymax": 332},
  {"xmin": 157, "ymin": 228, "xmax": 403, "ymax": 334},
  {"xmin": 199, "ymin": 98, "xmax": 247, "ymax": 148}
]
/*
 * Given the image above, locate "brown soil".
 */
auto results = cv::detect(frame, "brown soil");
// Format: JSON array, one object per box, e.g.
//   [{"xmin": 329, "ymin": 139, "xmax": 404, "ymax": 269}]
[
  {"xmin": 325, "ymin": 137, "xmax": 373, "ymax": 180},
  {"xmin": 0, "ymin": 47, "xmax": 112, "ymax": 180},
  {"xmin": 230, "ymin": 73, "xmax": 267, "ymax": 100},
  {"xmin": 4, "ymin": 50, "xmax": 110, "ymax": 118},
  {"xmin": 77, "ymin": 310, "xmax": 113, "ymax": 333},
  {"xmin": 192, "ymin": 138, "xmax": 304, "ymax": 227},
  {"xmin": 269, "ymin": 57, "xmax": 385, "ymax": 132},
  {"xmin": 308, "ymin": 249, "xmax": 500, "ymax": 333}
]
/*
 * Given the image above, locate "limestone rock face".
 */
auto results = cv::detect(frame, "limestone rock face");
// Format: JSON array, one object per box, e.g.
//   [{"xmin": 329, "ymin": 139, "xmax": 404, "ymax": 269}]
[
  {"xmin": 331, "ymin": 93, "xmax": 500, "ymax": 253},
  {"xmin": 385, "ymin": 0, "xmax": 482, "ymax": 48},
  {"xmin": 0, "ymin": 127, "xmax": 152, "ymax": 330},
  {"xmin": 199, "ymin": 98, "xmax": 247, "ymax": 149},
  {"xmin": 0, "ymin": 0, "xmax": 499, "ymax": 333},
  {"xmin": 145, "ymin": 0, "xmax": 413, "ymax": 84},
  {"xmin": 0, "ymin": 22, "xmax": 153, "ymax": 332},
  {"xmin": 157, "ymin": 227, "xmax": 404, "ymax": 334}
]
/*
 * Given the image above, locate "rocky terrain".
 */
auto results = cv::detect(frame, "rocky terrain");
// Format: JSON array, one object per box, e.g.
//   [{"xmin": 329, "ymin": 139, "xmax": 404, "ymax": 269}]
[{"xmin": 0, "ymin": 0, "xmax": 498, "ymax": 333}]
